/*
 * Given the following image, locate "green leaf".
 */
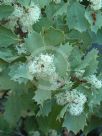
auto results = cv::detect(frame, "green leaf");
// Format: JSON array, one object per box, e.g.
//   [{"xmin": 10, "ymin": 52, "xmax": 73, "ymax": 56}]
[
  {"xmin": 33, "ymin": 0, "xmax": 50, "ymax": 7},
  {"xmin": 37, "ymin": 100, "xmax": 52, "ymax": 117},
  {"xmin": 37, "ymin": 104, "xmax": 61, "ymax": 133},
  {"xmin": 57, "ymin": 104, "xmax": 69, "ymax": 120},
  {"xmin": 69, "ymin": 47, "xmax": 83, "ymax": 70},
  {"xmin": 0, "ymin": 48, "xmax": 19, "ymax": 63},
  {"xmin": 52, "ymin": 2, "xmax": 68, "ymax": 17},
  {"xmin": 68, "ymin": 30, "xmax": 92, "ymax": 50},
  {"xmin": 91, "ymin": 28, "xmax": 102, "ymax": 44},
  {"xmin": 0, "ymin": 68, "xmax": 28, "ymax": 92},
  {"xmin": 88, "ymin": 88, "xmax": 102, "ymax": 111},
  {"xmin": 0, "ymin": 26, "xmax": 19, "ymax": 48},
  {"xmin": 46, "ymin": 1, "xmax": 67, "ymax": 18},
  {"xmin": 0, "ymin": 116, "xmax": 11, "ymax": 132},
  {"xmin": 33, "ymin": 17, "xmax": 52, "ymax": 33},
  {"xmin": 85, "ymin": 9, "xmax": 102, "ymax": 33},
  {"xmin": 63, "ymin": 112, "xmax": 87, "ymax": 133},
  {"xmin": 4, "ymin": 92, "xmax": 35, "ymax": 126},
  {"xmin": 33, "ymin": 89, "xmax": 51, "ymax": 105},
  {"xmin": 54, "ymin": 44, "xmax": 72, "ymax": 77},
  {"xmin": 80, "ymin": 49, "xmax": 98, "ymax": 76},
  {"xmin": 67, "ymin": 2, "xmax": 89, "ymax": 32},
  {"xmin": 0, "ymin": 5, "xmax": 14, "ymax": 20},
  {"xmin": 25, "ymin": 31, "xmax": 44, "ymax": 55},
  {"xmin": 9, "ymin": 63, "xmax": 33, "ymax": 84},
  {"xmin": 43, "ymin": 27, "xmax": 65, "ymax": 46},
  {"xmin": 84, "ymin": 116, "xmax": 102, "ymax": 134},
  {"xmin": 17, "ymin": 0, "xmax": 31, "ymax": 7}
]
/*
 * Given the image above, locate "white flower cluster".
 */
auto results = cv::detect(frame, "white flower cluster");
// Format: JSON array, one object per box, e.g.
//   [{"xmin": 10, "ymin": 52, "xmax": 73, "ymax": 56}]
[
  {"xmin": 85, "ymin": 75, "xmax": 102, "ymax": 89},
  {"xmin": 90, "ymin": 0, "xmax": 102, "ymax": 10},
  {"xmin": 3, "ymin": 1, "xmax": 41, "ymax": 32},
  {"xmin": 51, "ymin": 0, "xmax": 61, "ymax": 4},
  {"xmin": 28, "ymin": 53, "xmax": 56, "ymax": 79},
  {"xmin": 75, "ymin": 69, "xmax": 85, "ymax": 78},
  {"xmin": 78, "ymin": 0, "xmax": 102, "ymax": 10},
  {"xmin": 19, "ymin": 3, "xmax": 41, "ymax": 32},
  {"xmin": 56, "ymin": 90, "xmax": 87, "ymax": 116}
]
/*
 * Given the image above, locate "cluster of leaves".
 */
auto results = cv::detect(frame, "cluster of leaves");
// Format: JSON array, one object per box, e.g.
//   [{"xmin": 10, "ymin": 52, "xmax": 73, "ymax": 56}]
[{"xmin": 0, "ymin": 0, "xmax": 102, "ymax": 135}]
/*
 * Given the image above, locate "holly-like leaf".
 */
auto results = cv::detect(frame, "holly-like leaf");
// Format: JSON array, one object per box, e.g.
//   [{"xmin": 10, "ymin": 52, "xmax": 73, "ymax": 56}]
[
  {"xmin": 67, "ymin": 2, "xmax": 89, "ymax": 32},
  {"xmin": 37, "ymin": 100, "xmax": 52, "ymax": 117},
  {"xmin": 85, "ymin": 9, "xmax": 102, "ymax": 33},
  {"xmin": 0, "ymin": 48, "xmax": 19, "ymax": 63},
  {"xmin": 25, "ymin": 31, "xmax": 44, "ymax": 55},
  {"xmin": 88, "ymin": 88, "xmax": 102, "ymax": 111},
  {"xmin": 33, "ymin": 0, "xmax": 50, "ymax": 7},
  {"xmin": 0, "ymin": 5, "xmax": 14, "ymax": 20},
  {"xmin": 43, "ymin": 27, "xmax": 65, "ymax": 46},
  {"xmin": 33, "ymin": 89, "xmax": 51, "ymax": 105},
  {"xmin": 0, "ymin": 69, "xmax": 25, "ymax": 91},
  {"xmin": 0, "ymin": 26, "xmax": 19, "ymax": 48},
  {"xmin": 63, "ymin": 112, "xmax": 87, "ymax": 133},
  {"xmin": 80, "ymin": 49, "xmax": 98, "ymax": 76},
  {"xmin": 54, "ymin": 43, "xmax": 72, "ymax": 77},
  {"xmin": 8, "ymin": 63, "xmax": 33, "ymax": 84},
  {"xmin": 4, "ymin": 92, "xmax": 35, "ymax": 126}
]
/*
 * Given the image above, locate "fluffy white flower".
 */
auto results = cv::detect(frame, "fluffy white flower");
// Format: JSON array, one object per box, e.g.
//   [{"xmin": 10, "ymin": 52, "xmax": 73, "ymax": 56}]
[
  {"xmin": 86, "ymin": 75, "xmax": 102, "ymax": 89},
  {"xmin": 75, "ymin": 69, "xmax": 85, "ymax": 78},
  {"xmin": 6, "ymin": 4, "xmax": 24, "ymax": 30},
  {"xmin": 56, "ymin": 89, "xmax": 87, "ymax": 116},
  {"xmin": 90, "ymin": 0, "xmax": 102, "ymax": 10},
  {"xmin": 12, "ymin": 4, "xmax": 24, "ymax": 18},
  {"xmin": 19, "ymin": 3, "xmax": 41, "ymax": 32},
  {"xmin": 28, "ymin": 53, "xmax": 56, "ymax": 79},
  {"xmin": 69, "ymin": 103, "xmax": 84, "ymax": 116}
]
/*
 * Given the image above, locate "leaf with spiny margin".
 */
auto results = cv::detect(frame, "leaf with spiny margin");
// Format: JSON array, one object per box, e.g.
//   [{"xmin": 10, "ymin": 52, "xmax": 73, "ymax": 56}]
[
  {"xmin": 91, "ymin": 28, "xmax": 102, "ymax": 44},
  {"xmin": 4, "ymin": 91, "xmax": 35, "ymax": 126},
  {"xmin": 88, "ymin": 88, "xmax": 102, "ymax": 112},
  {"xmin": 33, "ymin": 17, "xmax": 52, "ymax": 33},
  {"xmin": 54, "ymin": 43, "xmax": 72, "ymax": 77},
  {"xmin": 37, "ymin": 100, "xmax": 52, "ymax": 117},
  {"xmin": 8, "ymin": 63, "xmax": 33, "ymax": 84},
  {"xmin": 24, "ymin": 31, "xmax": 44, "ymax": 55},
  {"xmin": 46, "ymin": 1, "xmax": 67, "ymax": 18},
  {"xmin": 69, "ymin": 47, "xmax": 83, "ymax": 70},
  {"xmin": 37, "ymin": 104, "xmax": 61, "ymax": 133},
  {"xmin": 68, "ymin": 30, "xmax": 92, "ymax": 50},
  {"xmin": 53, "ymin": 2, "xmax": 69, "ymax": 17},
  {"xmin": 33, "ymin": 89, "xmax": 51, "ymax": 105},
  {"xmin": 63, "ymin": 112, "xmax": 87, "ymax": 133},
  {"xmin": 57, "ymin": 104, "xmax": 69, "ymax": 121},
  {"xmin": 84, "ymin": 116, "xmax": 102, "ymax": 135},
  {"xmin": 79, "ymin": 49, "xmax": 98, "ymax": 76},
  {"xmin": 33, "ymin": 0, "xmax": 50, "ymax": 8},
  {"xmin": 0, "ymin": 26, "xmax": 19, "ymax": 48},
  {"xmin": 85, "ymin": 9, "xmax": 102, "ymax": 33},
  {"xmin": 0, "ymin": 48, "xmax": 19, "ymax": 63},
  {"xmin": 43, "ymin": 27, "xmax": 65, "ymax": 46},
  {"xmin": 0, "ymin": 69, "xmax": 27, "ymax": 91},
  {"xmin": 67, "ymin": 2, "xmax": 89, "ymax": 32},
  {"xmin": 0, "ymin": 5, "xmax": 14, "ymax": 20}
]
